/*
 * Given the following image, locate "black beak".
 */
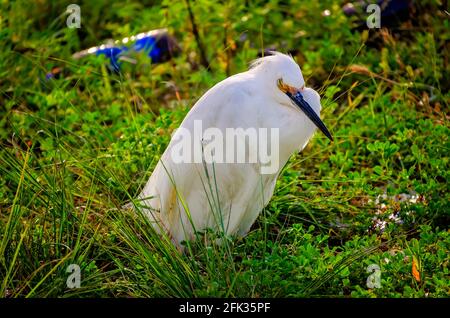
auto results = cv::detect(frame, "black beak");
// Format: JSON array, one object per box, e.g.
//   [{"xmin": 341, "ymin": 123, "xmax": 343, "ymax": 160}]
[{"xmin": 286, "ymin": 91, "xmax": 333, "ymax": 141}]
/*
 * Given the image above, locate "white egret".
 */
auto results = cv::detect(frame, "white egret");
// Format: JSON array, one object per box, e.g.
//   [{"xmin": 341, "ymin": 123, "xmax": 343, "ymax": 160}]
[{"xmin": 135, "ymin": 52, "xmax": 332, "ymax": 247}]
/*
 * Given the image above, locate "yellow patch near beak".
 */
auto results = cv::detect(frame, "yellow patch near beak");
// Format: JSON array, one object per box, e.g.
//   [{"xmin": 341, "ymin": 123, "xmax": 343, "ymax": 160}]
[{"xmin": 277, "ymin": 78, "xmax": 304, "ymax": 94}]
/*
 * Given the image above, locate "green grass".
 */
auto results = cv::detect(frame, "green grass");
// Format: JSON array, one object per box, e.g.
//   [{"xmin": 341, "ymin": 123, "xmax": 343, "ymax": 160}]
[{"xmin": 0, "ymin": 0, "xmax": 449, "ymax": 297}]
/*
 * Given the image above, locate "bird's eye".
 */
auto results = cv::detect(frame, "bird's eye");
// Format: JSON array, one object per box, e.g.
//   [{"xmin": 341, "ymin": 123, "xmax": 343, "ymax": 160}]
[{"xmin": 277, "ymin": 78, "xmax": 287, "ymax": 92}]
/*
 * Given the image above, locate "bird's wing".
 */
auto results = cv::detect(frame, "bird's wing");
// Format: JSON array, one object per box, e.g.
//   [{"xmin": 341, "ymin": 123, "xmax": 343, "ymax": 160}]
[{"xmin": 139, "ymin": 75, "xmax": 262, "ymax": 241}]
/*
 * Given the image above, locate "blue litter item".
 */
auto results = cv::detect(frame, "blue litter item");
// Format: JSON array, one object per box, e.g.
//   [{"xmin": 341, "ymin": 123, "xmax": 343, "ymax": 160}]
[{"xmin": 72, "ymin": 28, "xmax": 180, "ymax": 72}]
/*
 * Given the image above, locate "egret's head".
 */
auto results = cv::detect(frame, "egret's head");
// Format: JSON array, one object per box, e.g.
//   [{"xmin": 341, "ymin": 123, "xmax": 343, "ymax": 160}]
[{"xmin": 250, "ymin": 52, "xmax": 333, "ymax": 141}]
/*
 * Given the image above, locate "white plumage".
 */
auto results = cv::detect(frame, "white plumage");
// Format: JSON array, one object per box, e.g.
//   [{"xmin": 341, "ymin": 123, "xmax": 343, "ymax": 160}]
[{"xmin": 136, "ymin": 52, "xmax": 332, "ymax": 247}]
